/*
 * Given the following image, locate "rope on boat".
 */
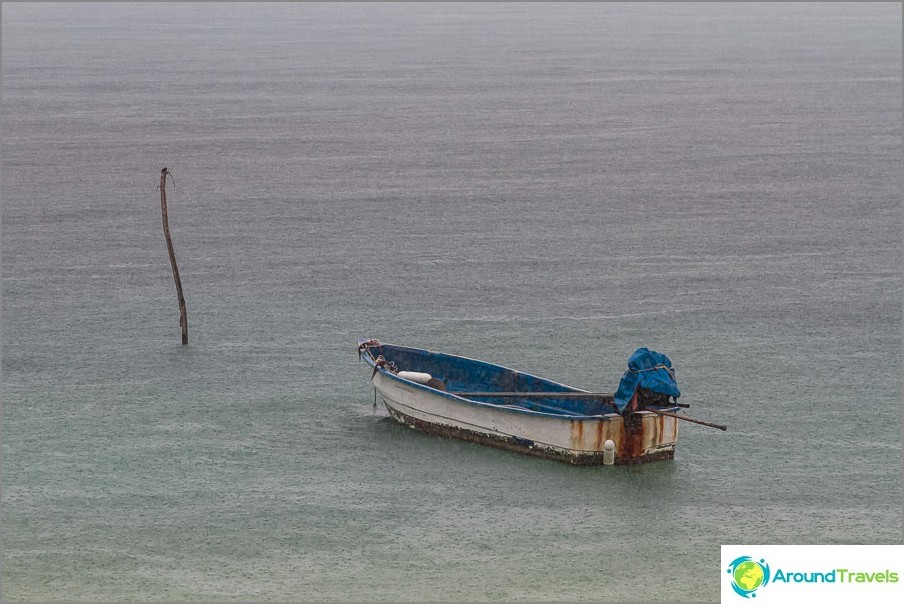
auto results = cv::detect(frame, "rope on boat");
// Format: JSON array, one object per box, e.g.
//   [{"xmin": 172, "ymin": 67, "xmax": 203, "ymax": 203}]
[
  {"xmin": 370, "ymin": 355, "xmax": 398, "ymax": 380},
  {"xmin": 626, "ymin": 364, "xmax": 676, "ymax": 378},
  {"xmin": 357, "ymin": 338, "xmax": 381, "ymax": 356},
  {"xmin": 359, "ymin": 340, "xmax": 399, "ymax": 380}
]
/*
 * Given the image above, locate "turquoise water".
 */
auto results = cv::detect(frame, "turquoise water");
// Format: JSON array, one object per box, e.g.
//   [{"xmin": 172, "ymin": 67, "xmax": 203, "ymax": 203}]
[{"xmin": 2, "ymin": 3, "xmax": 901, "ymax": 601}]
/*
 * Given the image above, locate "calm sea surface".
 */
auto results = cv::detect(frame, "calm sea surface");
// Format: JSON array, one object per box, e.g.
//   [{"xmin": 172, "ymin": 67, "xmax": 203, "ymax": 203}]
[{"xmin": 2, "ymin": 3, "xmax": 901, "ymax": 601}]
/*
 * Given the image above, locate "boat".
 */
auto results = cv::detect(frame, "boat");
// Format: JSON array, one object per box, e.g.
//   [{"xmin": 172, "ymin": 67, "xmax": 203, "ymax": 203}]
[{"xmin": 357, "ymin": 338, "xmax": 689, "ymax": 465}]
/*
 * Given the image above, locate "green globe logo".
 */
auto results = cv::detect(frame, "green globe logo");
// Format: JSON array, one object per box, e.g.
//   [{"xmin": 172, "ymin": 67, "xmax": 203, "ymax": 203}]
[
  {"xmin": 727, "ymin": 556, "xmax": 771, "ymax": 598},
  {"xmin": 734, "ymin": 561, "xmax": 764, "ymax": 590}
]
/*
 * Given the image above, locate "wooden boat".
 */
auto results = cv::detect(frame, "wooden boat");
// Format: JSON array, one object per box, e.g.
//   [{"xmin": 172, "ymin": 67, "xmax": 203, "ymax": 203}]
[{"xmin": 357, "ymin": 339, "xmax": 687, "ymax": 465}]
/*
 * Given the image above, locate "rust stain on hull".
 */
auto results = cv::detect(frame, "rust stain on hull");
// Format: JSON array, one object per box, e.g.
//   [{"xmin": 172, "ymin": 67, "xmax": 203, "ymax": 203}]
[{"xmin": 570, "ymin": 419, "xmax": 584, "ymax": 450}]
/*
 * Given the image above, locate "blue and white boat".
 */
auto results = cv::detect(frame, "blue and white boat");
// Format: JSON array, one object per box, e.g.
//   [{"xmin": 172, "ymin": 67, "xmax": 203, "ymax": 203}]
[{"xmin": 357, "ymin": 339, "xmax": 687, "ymax": 465}]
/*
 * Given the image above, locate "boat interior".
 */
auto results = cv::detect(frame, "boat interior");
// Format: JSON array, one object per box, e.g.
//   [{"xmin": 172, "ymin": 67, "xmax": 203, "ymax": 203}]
[{"xmin": 360, "ymin": 341, "xmax": 617, "ymax": 417}]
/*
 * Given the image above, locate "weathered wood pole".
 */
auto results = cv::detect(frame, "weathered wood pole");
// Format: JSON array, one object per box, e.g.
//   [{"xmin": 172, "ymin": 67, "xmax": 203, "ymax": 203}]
[{"xmin": 159, "ymin": 167, "xmax": 188, "ymax": 345}]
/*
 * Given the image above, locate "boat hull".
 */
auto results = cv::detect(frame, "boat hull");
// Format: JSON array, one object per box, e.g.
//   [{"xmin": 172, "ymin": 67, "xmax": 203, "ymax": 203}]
[
  {"xmin": 365, "ymin": 347, "xmax": 678, "ymax": 465},
  {"xmin": 385, "ymin": 401, "xmax": 675, "ymax": 465}
]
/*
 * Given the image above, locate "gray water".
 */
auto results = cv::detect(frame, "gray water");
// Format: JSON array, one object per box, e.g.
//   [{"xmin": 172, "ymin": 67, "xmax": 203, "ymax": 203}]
[{"xmin": 2, "ymin": 3, "xmax": 901, "ymax": 601}]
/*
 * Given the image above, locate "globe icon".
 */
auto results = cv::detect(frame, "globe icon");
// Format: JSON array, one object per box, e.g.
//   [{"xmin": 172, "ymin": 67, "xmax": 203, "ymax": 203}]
[{"xmin": 733, "ymin": 560, "xmax": 765, "ymax": 592}]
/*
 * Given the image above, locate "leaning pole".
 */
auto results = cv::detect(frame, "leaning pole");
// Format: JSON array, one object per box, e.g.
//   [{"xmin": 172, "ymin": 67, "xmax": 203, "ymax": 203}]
[{"xmin": 159, "ymin": 167, "xmax": 188, "ymax": 345}]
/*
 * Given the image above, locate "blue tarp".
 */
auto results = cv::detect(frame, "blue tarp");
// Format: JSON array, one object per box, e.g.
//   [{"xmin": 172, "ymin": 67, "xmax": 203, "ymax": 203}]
[{"xmin": 613, "ymin": 347, "xmax": 681, "ymax": 412}]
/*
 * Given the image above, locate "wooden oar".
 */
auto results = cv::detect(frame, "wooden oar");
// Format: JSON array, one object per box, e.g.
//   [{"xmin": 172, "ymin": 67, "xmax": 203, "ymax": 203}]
[
  {"xmin": 646, "ymin": 408, "xmax": 727, "ymax": 431},
  {"xmin": 452, "ymin": 391, "xmax": 691, "ymax": 409},
  {"xmin": 451, "ymin": 391, "xmax": 620, "ymax": 413},
  {"xmin": 452, "ymin": 391, "xmax": 615, "ymax": 399}
]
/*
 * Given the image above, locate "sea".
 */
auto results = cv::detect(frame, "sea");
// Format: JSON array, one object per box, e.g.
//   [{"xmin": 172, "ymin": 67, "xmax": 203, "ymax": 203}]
[{"xmin": 2, "ymin": 3, "xmax": 901, "ymax": 602}]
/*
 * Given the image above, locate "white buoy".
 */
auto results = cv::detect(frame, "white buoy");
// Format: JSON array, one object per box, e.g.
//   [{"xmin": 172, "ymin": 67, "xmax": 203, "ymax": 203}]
[
  {"xmin": 603, "ymin": 439, "xmax": 616, "ymax": 466},
  {"xmin": 397, "ymin": 371, "xmax": 433, "ymax": 385}
]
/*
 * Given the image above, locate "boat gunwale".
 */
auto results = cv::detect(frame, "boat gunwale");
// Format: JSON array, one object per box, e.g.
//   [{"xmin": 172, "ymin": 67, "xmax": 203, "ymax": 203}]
[{"xmin": 359, "ymin": 341, "xmax": 624, "ymax": 421}]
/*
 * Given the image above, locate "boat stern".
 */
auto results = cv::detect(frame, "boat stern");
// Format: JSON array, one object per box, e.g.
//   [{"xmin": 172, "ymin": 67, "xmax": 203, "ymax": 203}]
[{"xmin": 568, "ymin": 411, "xmax": 678, "ymax": 465}]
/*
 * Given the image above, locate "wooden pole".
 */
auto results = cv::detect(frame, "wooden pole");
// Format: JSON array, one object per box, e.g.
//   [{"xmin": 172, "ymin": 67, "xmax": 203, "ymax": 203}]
[{"xmin": 159, "ymin": 167, "xmax": 188, "ymax": 345}]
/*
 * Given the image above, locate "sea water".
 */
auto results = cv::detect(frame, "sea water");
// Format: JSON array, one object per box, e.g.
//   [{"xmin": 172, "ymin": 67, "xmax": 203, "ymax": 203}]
[{"xmin": 2, "ymin": 3, "xmax": 901, "ymax": 601}]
